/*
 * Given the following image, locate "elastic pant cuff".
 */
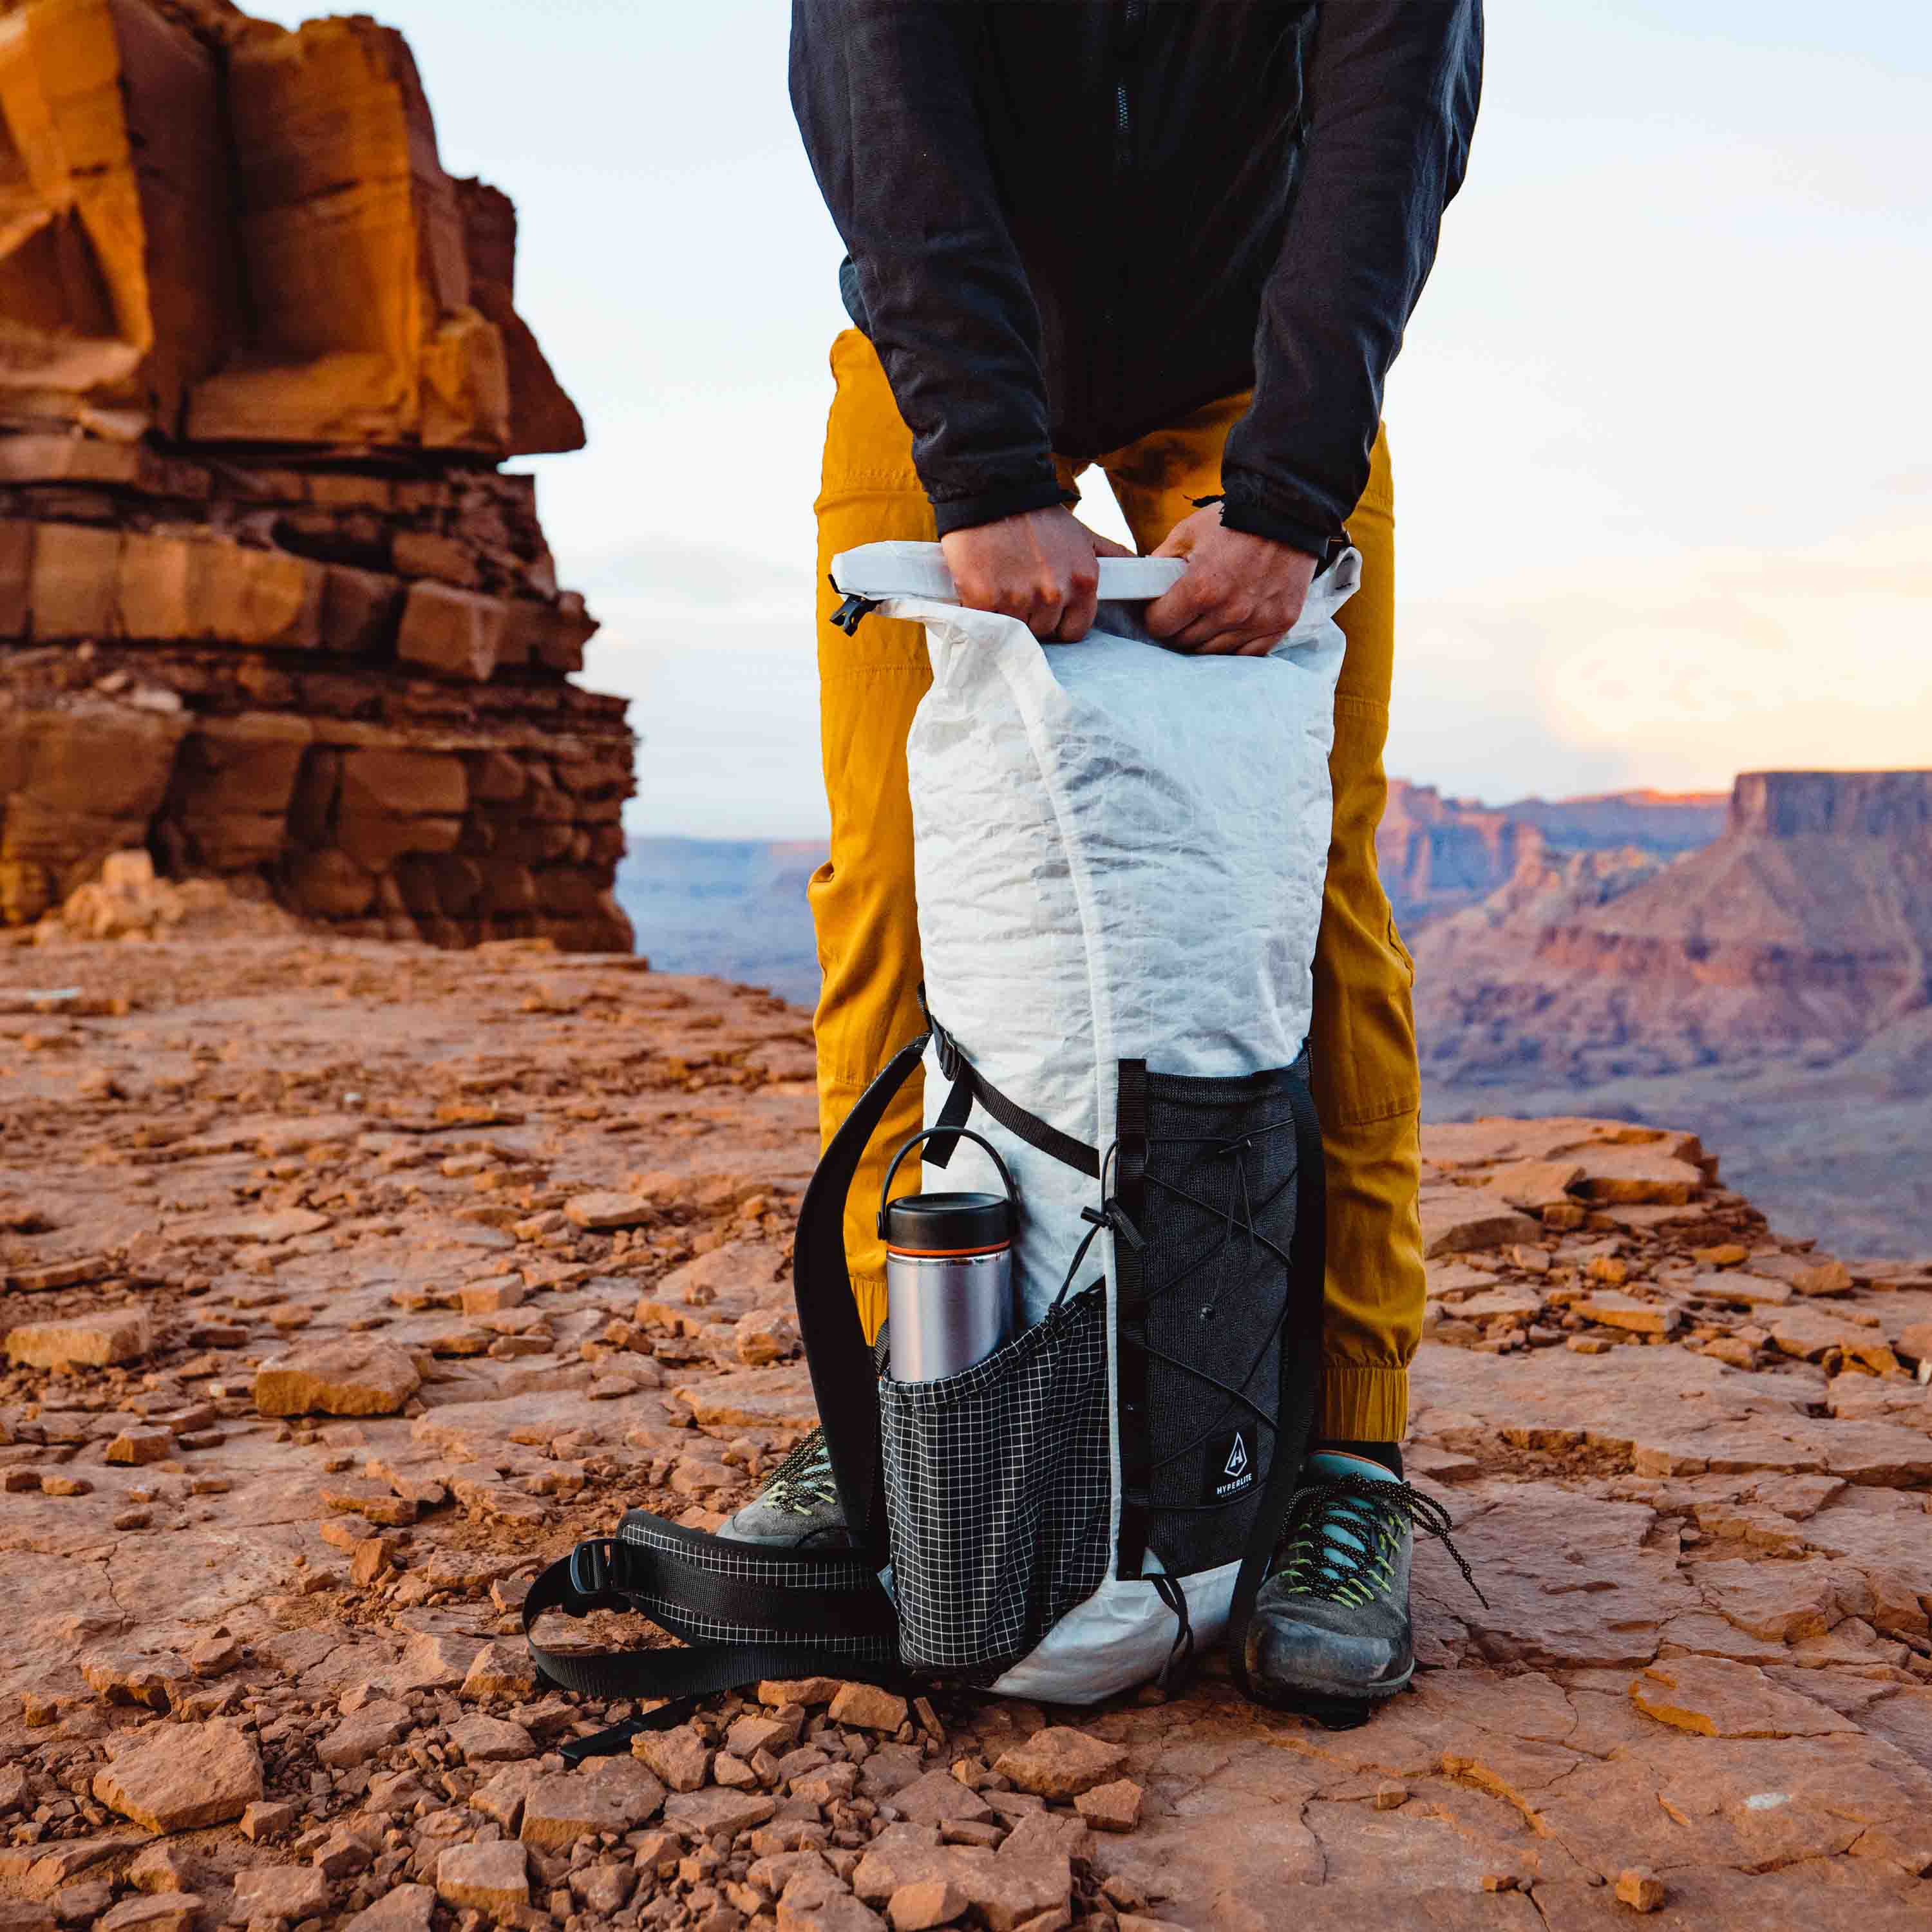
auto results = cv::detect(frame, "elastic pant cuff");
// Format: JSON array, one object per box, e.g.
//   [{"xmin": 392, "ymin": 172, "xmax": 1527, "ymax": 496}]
[
  {"xmin": 1320, "ymin": 1360, "xmax": 1409, "ymax": 1444},
  {"xmin": 851, "ymin": 1274, "xmax": 887, "ymax": 1351}
]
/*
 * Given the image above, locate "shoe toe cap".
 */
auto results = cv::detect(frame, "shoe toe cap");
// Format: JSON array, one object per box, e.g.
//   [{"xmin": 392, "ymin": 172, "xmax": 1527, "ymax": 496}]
[{"xmin": 1247, "ymin": 1603, "xmax": 1409, "ymax": 1696}]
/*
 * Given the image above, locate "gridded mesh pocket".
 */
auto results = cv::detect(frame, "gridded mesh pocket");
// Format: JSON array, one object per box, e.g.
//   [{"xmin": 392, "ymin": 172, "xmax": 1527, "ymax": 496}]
[{"xmin": 878, "ymin": 1284, "xmax": 1110, "ymax": 1679}]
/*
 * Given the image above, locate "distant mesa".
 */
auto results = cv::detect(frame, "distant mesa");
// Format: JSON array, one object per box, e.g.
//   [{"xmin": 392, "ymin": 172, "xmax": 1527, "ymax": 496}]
[
  {"xmin": 1410, "ymin": 769, "xmax": 1932, "ymax": 1089},
  {"xmin": 1378, "ymin": 780, "xmax": 1728, "ymax": 929},
  {"xmin": 0, "ymin": 0, "xmax": 632, "ymax": 950}
]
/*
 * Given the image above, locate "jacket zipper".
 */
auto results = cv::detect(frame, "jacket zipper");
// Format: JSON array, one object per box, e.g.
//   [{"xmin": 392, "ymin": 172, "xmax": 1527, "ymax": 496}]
[{"xmin": 1103, "ymin": 0, "xmax": 1144, "ymax": 463}]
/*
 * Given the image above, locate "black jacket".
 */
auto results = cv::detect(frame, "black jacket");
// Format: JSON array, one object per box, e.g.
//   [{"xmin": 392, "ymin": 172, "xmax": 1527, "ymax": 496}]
[{"xmin": 791, "ymin": 1, "xmax": 1482, "ymax": 556}]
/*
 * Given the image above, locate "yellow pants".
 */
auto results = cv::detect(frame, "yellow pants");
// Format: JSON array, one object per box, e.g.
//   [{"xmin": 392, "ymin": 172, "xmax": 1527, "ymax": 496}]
[{"xmin": 810, "ymin": 330, "xmax": 1422, "ymax": 1442}]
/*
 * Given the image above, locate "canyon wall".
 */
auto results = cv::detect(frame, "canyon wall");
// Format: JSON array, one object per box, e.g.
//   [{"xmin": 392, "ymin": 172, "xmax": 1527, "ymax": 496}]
[
  {"xmin": 0, "ymin": 0, "xmax": 634, "ymax": 949},
  {"xmin": 1412, "ymin": 769, "xmax": 1932, "ymax": 1086},
  {"xmin": 1379, "ymin": 780, "xmax": 1727, "ymax": 928}
]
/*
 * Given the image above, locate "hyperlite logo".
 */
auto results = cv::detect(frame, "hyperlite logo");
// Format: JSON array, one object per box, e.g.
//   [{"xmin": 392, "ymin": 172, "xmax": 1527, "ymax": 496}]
[{"xmin": 1204, "ymin": 1426, "xmax": 1257, "ymax": 1503}]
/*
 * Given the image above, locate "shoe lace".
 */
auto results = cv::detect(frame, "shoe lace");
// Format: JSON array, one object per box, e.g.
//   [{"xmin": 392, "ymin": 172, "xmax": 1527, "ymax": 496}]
[
  {"xmin": 762, "ymin": 1425, "xmax": 837, "ymax": 1515},
  {"xmin": 1273, "ymin": 1473, "xmax": 1488, "ymax": 1611}
]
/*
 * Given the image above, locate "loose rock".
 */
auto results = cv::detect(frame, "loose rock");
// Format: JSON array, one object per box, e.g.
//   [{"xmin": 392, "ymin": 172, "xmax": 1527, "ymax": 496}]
[
  {"xmin": 5, "ymin": 1312, "xmax": 150, "ymax": 1370},
  {"xmin": 93, "ymin": 1718, "xmax": 263, "ymax": 1833},
  {"xmin": 434, "ymin": 1839, "xmax": 529, "ymax": 1917},
  {"xmin": 254, "ymin": 1339, "xmax": 422, "ymax": 1417},
  {"xmin": 992, "ymin": 1728, "xmax": 1128, "ymax": 1801}
]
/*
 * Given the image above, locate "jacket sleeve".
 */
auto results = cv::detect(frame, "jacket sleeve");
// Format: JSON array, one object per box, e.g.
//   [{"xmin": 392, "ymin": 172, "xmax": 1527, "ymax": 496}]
[
  {"xmin": 790, "ymin": 0, "xmax": 1066, "ymax": 535},
  {"xmin": 1220, "ymin": 0, "xmax": 1484, "ymax": 559}
]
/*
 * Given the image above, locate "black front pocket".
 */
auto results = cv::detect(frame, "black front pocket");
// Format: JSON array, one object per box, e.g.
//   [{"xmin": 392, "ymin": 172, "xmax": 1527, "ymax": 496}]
[
  {"xmin": 1113, "ymin": 1055, "xmax": 1323, "ymax": 1581},
  {"xmin": 877, "ymin": 1284, "xmax": 1110, "ymax": 1680}
]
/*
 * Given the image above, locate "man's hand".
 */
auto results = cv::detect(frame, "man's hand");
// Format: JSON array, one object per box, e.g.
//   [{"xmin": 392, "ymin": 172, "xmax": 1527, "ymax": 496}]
[
  {"xmin": 1144, "ymin": 504, "xmax": 1320, "ymax": 656},
  {"xmin": 942, "ymin": 507, "xmax": 1133, "ymax": 643}
]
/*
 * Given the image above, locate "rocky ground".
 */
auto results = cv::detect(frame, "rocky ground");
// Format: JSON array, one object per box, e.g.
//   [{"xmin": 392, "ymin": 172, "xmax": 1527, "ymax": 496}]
[{"xmin": 3, "ymin": 910, "xmax": 1931, "ymax": 1932}]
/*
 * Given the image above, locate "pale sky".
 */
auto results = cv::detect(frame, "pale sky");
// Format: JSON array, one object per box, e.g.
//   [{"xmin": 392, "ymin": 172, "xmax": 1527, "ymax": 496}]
[{"xmin": 254, "ymin": 0, "xmax": 1932, "ymax": 837}]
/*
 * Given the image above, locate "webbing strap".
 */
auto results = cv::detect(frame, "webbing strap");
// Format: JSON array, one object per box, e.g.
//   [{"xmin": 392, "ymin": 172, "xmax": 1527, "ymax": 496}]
[
  {"xmin": 792, "ymin": 1030, "xmax": 931, "ymax": 1566},
  {"xmin": 522, "ymin": 1532, "xmax": 898, "ymax": 1707},
  {"xmin": 920, "ymin": 1066, "xmax": 976, "ymax": 1170},
  {"xmin": 1113, "ymin": 1059, "xmax": 1151, "ymax": 1579},
  {"xmin": 923, "ymin": 1009, "xmax": 1101, "ymax": 1180},
  {"xmin": 1226, "ymin": 1072, "xmax": 1327, "ymax": 1700}
]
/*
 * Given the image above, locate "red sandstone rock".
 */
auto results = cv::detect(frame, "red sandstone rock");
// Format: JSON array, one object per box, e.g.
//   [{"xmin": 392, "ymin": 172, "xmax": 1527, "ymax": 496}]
[
  {"xmin": 1630, "ymin": 1658, "xmax": 1862, "ymax": 1738},
  {"xmin": 887, "ymin": 1878, "xmax": 969, "ymax": 1931},
  {"xmin": 632, "ymin": 1723, "xmax": 715, "ymax": 1793},
  {"xmin": 1614, "ymin": 1869, "xmax": 1666, "ymax": 1911},
  {"xmin": 1770, "ymin": 1305, "xmax": 1899, "ymax": 1370},
  {"xmin": 5, "ymin": 922, "xmax": 1929, "ymax": 1930},
  {"xmin": 253, "ymin": 1338, "xmax": 421, "ymax": 1416},
  {"xmin": 342, "ymin": 1888, "xmax": 435, "ymax": 1932},
  {"xmin": 781, "ymin": 1867, "xmax": 889, "ymax": 1932},
  {"xmin": 93, "ymin": 1718, "xmax": 262, "ymax": 1832},
  {"xmin": 829, "ymin": 1683, "xmax": 910, "ymax": 1732},
  {"xmin": 565, "ymin": 1189, "xmax": 659, "ymax": 1231},
  {"xmin": 5, "ymin": 1312, "xmax": 150, "ymax": 1370},
  {"xmin": 761, "ymin": 1676, "xmax": 844, "ymax": 1709},
  {"xmin": 662, "ymin": 1787, "xmax": 779, "ymax": 1836},
  {"xmin": 1577, "ymin": 1293, "xmax": 1680, "ymax": 1335},
  {"xmin": 232, "ymin": 1866, "xmax": 328, "ymax": 1922},
  {"xmin": 0, "ymin": 5, "xmax": 632, "ymax": 952},
  {"xmin": 95, "ymin": 1896, "xmax": 204, "ymax": 1932},
  {"xmin": 1074, "ymin": 1778, "xmax": 1143, "ymax": 1832},
  {"xmin": 518, "ymin": 1762, "xmax": 665, "ymax": 1846},
  {"xmin": 893, "ymin": 1770, "xmax": 997, "ymax": 1828},
  {"xmin": 238, "ymin": 1800, "xmax": 295, "ymax": 1843},
  {"xmin": 460, "ymin": 1640, "xmax": 538, "ymax": 1703},
  {"xmin": 992, "ymin": 1728, "xmax": 1128, "ymax": 1801},
  {"xmin": 434, "ymin": 1839, "xmax": 528, "ymax": 1917},
  {"xmin": 1420, "ymin": 1191, "xmax": 1544, "ymax": 1260}
]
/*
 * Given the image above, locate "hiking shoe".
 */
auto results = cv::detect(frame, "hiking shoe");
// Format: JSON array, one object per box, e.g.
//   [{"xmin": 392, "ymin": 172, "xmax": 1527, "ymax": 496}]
[
  {"xmin": 1244, "ymin": 1450, "xmax": 1485, "ymax": 1728},
  {"xmin": 719, "ymin": 1425, "xmax": 849, "ymax": 1546}
]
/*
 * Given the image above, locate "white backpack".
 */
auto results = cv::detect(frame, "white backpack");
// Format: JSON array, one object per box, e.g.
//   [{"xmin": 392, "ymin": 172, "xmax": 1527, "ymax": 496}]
[{"xmin": 525, "ymin": 543, "xmax": 1356, "ymax": 1740}]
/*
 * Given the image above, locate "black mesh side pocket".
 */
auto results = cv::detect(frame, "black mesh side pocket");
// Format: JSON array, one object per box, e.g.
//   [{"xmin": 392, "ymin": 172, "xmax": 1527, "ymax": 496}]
[
  {"xmin": 1114, "ymin": 1055, "xmax": 1323, "ymax": 1582},
  {"xmin": 878, "ymin": 1284, "xmax": 1110, "ymax": 1680}
]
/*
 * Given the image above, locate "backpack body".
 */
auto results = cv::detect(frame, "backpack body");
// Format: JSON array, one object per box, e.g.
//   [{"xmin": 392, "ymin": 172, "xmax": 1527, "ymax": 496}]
[
  {"xmin": 526, "ymin": 545, "xmax": 1354, "ymax": 1726},
  {"xmin": 853, "ymin": 543, "xmax": 1354, "ymax": 1700}
]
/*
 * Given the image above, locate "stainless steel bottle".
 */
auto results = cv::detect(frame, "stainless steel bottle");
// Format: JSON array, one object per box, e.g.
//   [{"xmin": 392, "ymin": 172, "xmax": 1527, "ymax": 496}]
[{"xmin": 876, "ymin": 1127, "xmax": 1018, "ymax": 1381}]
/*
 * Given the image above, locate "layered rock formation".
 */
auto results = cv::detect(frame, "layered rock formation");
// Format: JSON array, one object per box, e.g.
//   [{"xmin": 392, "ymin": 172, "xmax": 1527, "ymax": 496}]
[
  {"xmin": 1412, "ymin": 771, "xmax": 1932, "ymax": 1086},
  {"xmin": 1380, "ymin": 781, "xmax": 1727, "ymax": 929},
  {"xmin": 0, "ymin": 0, "xmax": 632, "ymax": 949},
  {"xmin": 1412, "ymin": 772, "xmax": 1932, "ymax": 1257}
]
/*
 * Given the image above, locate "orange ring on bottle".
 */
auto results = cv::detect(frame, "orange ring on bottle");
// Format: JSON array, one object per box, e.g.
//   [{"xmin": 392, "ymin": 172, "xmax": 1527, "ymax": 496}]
[{"xmin": 884, "ymin": 1242, "xmax": 1012, "ymax": 1260}]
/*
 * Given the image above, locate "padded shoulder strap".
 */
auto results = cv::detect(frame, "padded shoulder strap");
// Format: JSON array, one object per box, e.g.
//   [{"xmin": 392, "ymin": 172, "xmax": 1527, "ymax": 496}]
[
  {"xmin": 1226, "ymin": 1070, "xmax": 1327, "ymax": 1700},
  {"xmin": 522, "ymin": 1526, "xmax": 899, "ymax": 1758},
  {"xmin": 792, "ymin": 1029, "xmax": 931, "ymax": 1567}
]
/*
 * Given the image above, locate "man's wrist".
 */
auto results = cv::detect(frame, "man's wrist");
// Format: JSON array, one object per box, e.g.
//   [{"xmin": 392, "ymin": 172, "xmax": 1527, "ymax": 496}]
[
  {"xmin": 931, "ymin": 478, "xmax": 1075, "ymax": 538},
  {"xmin": 1218, "ymin": 482, "xmax": 1340, "ymax": 564}
]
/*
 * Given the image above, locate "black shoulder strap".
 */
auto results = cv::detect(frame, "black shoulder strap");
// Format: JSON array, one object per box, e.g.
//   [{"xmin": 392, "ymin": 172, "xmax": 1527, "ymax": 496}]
[
  {"xmin": 519, "ymin": 1034, "xmax": 947, "ymax": 1736},
  {"xmin": 1226, "ymin": 1068, "xmax": 1326, "ymax": 1700},
  {"xmin": 791, "ymin": 1028, "xmax": 931, "ymax": 1566},
  {"xmin": 521, "ymin": 1527, "xmax": 901, "ymax": 1760}
]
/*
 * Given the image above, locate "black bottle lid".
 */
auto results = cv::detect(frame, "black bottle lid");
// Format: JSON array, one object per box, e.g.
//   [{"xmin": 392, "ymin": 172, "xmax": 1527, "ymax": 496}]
[{"xmin": 882, "ymin": 1190, "xmax": 1013, "ymax": 1255}]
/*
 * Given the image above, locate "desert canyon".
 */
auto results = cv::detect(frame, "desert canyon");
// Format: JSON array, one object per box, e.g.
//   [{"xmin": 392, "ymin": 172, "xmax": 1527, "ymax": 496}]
[{"xmin": 2, "ymin": 6, "xmax": 1930, "ymax": 1932}]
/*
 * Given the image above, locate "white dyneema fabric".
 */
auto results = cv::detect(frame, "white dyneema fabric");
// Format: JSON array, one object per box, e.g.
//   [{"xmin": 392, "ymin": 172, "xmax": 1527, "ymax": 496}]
[{"xmin": 831, "ymin": 541, "xmax": 1355, "ymax": 1327}]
